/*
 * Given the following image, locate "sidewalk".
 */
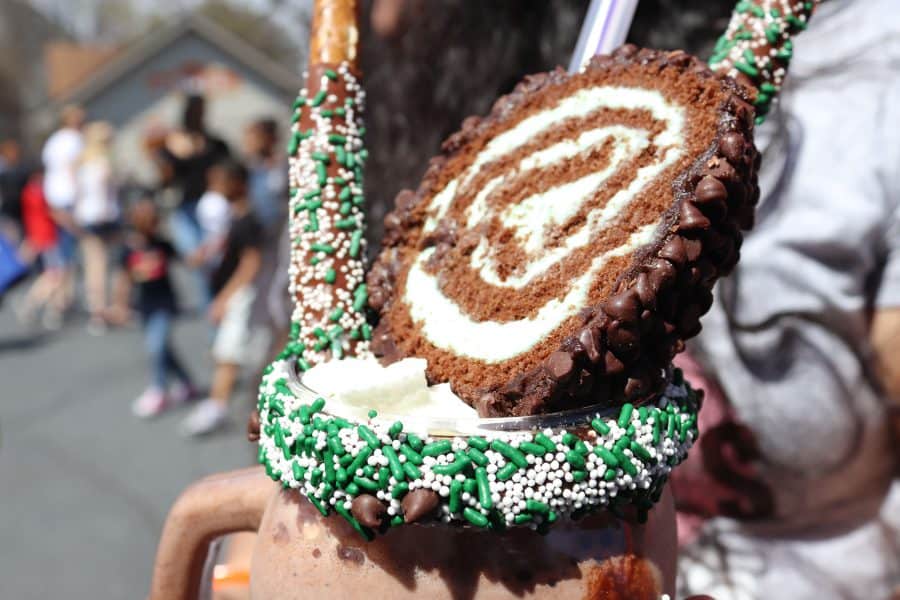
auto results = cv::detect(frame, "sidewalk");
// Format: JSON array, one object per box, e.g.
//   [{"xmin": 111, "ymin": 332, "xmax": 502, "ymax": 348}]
[{"xmin": 0, "ymin": 293, "xmax": 254, "ymax": 599}]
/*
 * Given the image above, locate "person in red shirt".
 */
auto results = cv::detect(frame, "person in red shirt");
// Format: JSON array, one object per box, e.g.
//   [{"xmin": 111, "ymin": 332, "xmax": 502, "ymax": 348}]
[{"xmin": 16, "ymin": 169, "xmax": 68, "ymax": 329}]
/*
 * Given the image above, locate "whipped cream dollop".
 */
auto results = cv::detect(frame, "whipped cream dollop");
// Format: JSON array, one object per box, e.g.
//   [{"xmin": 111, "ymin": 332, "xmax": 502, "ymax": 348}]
[{"xmin": 301, "ymin": 357, "xmax": 478, "ymax": 421}]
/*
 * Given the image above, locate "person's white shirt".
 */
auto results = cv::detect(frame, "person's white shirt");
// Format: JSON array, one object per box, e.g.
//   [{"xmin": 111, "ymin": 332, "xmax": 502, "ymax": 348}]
[
  {"xmin": 197, "ymin": 190, "xmax": 230, "ymax": 240},
  {"xmin": 75, "ymin": 158, "xmax": 118, "ymax": 226},
  {"xmin": 42, "ymin": 127, "xmax": 84, "ymax": 210}
]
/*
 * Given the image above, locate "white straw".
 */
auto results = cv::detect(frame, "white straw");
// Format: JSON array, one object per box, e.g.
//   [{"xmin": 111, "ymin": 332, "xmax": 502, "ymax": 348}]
[{"xmin": 568, "ymin": 0, "xmax": 639, "ymax": 73}]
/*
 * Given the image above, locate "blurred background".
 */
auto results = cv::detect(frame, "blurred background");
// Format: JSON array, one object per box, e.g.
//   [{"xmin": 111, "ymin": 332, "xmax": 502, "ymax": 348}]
[{"xmin": 1, "ymin": 1, "xmax": 898, "ymax": 599}]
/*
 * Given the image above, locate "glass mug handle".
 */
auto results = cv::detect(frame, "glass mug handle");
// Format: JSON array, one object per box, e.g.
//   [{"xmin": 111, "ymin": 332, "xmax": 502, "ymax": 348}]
[{"xmin": 148, "ymin": 467, "xmax": 275, "ymax": 600}]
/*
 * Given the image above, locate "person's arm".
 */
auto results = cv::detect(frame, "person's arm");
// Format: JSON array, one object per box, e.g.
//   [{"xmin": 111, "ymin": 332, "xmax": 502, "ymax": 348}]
[
  {"xmin": 871, "ymin": 308, "xmax": 900, "ymax": 463},
  {"xmin": 208, "ymin": 247, "xmax": 261, "ymax": 323}
]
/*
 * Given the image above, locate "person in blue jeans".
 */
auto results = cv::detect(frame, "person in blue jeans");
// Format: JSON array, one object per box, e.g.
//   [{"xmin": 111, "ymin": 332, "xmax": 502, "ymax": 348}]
[{"xmin": 111, "ymin": 198, "xmax": 197, "ymax": 417}]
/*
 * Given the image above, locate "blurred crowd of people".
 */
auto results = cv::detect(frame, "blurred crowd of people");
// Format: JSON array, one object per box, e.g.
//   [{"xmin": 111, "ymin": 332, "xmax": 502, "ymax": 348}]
[{"xmin": 0, "ymin": 96, "xmax": 289, "ymax": 437}]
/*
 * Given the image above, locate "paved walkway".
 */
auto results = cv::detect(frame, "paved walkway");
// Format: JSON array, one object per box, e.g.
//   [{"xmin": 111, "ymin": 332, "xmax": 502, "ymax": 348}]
[{"xmin": 0, "ymin": 287, "xmax": 254, "ymax": 599}]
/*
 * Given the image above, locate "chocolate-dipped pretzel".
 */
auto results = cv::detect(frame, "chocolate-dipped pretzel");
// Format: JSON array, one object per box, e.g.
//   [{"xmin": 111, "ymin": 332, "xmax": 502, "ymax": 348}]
[
  {"xmin": 283, "ymin": 0, "xmax": 372, "ymax": 369},
  {"xmin": 368, "ymin": 48, "xmax": 760, "ymax": 417}
]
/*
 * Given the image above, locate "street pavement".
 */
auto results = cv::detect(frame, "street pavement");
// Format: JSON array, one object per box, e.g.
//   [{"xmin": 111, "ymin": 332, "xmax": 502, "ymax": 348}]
[{"xmin": 0, "ymin": 282, "xmax": 256, "ymax": 599}]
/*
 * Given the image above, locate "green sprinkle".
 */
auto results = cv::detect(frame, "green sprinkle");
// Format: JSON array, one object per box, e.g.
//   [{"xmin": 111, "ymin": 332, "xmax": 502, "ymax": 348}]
[
  {"xmin": 339, "ymin": 202, "xmax": 352, "ymax": 216},
  {"xmin": 617, "ymin": 403, "xmax": 634, "ymax": 428},
  {"xmin": 353, "ymin": 476, "xmax": 379, "ymax": 492},
  {"xmin": 638, "ymin": 406, "xmax": 648, "ymax": 424},
  {"xmin": 339, "ymin": 186, "xmax": 352, "ymax": 201},
  {"xmin": 562, "ymin": 432, "xmax": 579, "ymax": 447},
  {"xmin": 352, "ymin": 284, "xmax": 368, "ymax": 311},
  {"xmin": 347, "ymin": 446, "xmax": 373, "ymax": 475},
  {"xmin": 760, "ymin": 82, "xmax": 778, "ymax": 94},
  {"xmin": 324, "ymin": 268, "xmax": 336, "ymax": 284},
  {"xmin": 335, "ymin": 107, "xmax": 346, "ymax": 117},
  {"xmin": 514, "ymin": 513, "xmax": 533, "ymax": 525},
  {"xmin": 432, "ymin": 455, "xmax": 470, "ymax": 476},
  {"xmin": 534, "ymin": 433, "xmax": 557, "ymax": 452},
  {"xmin": 399, "ymin": 444, "xmax": 423, "ymax": 465},
  {"xmin": 565, "ymin": 450, "xmax": 586, "ymax": 469},
  {"xmin": 345, "ymin": 482, "xmax": 360, "ymax": 496},
  {"xmin": 463, "ymin": 507, "xmax": 489, "ymax": 528},
  {"xmin": 591, "ymin": 418, "xmax": 611, "ymax": 436},
  {"xmin": 467, "ymin": 447, "xmax": 488, "ymax": 467},
  {"xmin": 614, "ymin": 450, "xmax": 638, "ymax": 476},
  {"xmin": 328, "ymin": 436, "xmax": 346, "ymax": 456},
  {"xmin": 786, "ymin": 14, "xmax": 807, "ymax": 30},
  {"xmin": 391, "ymin": 482, "xmax": 409, "ymax": 499},
  {"xmin": 765, "ymin": 25, "xmax": 780, "ymax": 44},
  {"xmin": 735, "ymin": 61, "xmax": 760, "ymax": 77},
  {"xmin": 328, "ymin": 134, "xmax": 347, "ymax": 145},
  {"xmin": 362, "ymin": 465, "xmax": 375, "ymax": 479},
  {"xmin": 287, "ymin": 131, "xmax": 300, "ymax": 155},
  {"xmin": 320, "ymin": 109, "xmax": 334, "ymax": 118},
  {"xmin": 383, "ymin": 446, "xmax": 405, "ymax": 482},
  {"xmin": 334, "ymin": 502, "xmax": 373, "ymax": 541},
  {"xmin": 308, "ymin": 495, "xmax": 329, "ymax": 516},
  {"xmin": 449, "ymin": 480, "xmax": 462, "ymax": 513},
  {"xmin": 422, "ymin": 440, "xmax": 452, "ymax": 457},
  {"xmin": 572, "ymin": 470, "xmax": 588, "ymax": 482},
  {"xmin": 329, "ymin": 307, "xmax": 344, "ymax": 322},
  {"xmin": 336, "ymin": 467, "xmax": 349, "ymax": 485},
  {"xmin": 526, "ymin": 499, "xmax": 549, "ymax": 514},
  {"xmin": 349, "ymin": 230, "xmax": 363, "ymax": 258},
  {"xmin": 378, "ymin": 467, "xmax": 390, "ymax": 488},
  {"xmin": 490, "ymin": 440, "xmax": 528, "ymax": 468},
  {"xmin": 292, "ymin": 461, "xmax": 304, "ymax": 481},
  {"xmin": 652, "ymin": 419, "xmax": 661, "ymax": 445},
  {"xmin": 475, "ymin": 467, "xmax": 492, "ymax": 509},
  {"xmin": 463, "ymin": 479, "xmax": 477, "ymax": 495},
  {"xmin": 310, "ymin": 90, "xmax": 326, "ymax": 107},
  {"xmin": 360, "ymin": 323, "xmax": 372, "ymax": 341},
  {"xmin": 311, "ymin": 151, "xmax": 330, "ymax": 163},
  {"xmin": 303, "ymin": 189, "xmax": 322, "ymax": 200},
  {"xmin": 630, "ymin": 441, "xmax": 654, "ymax": 463},
  {"xmin": 324, "ymin": 68, "xmax": 338, "ymax": 80},
  {"xmin": 292, "ymin": 97, "xmax": 306, "ymax": 110},
  {"xmin": 315, "ymin": 162, "xmax": 327, "ymax": 186},
  {"xmin": 388, "ymin": 421, "xmax": 403, "ymax": 437},
  {"xmin": 407, "ymin": 433, "xmax": 424, "ymax": 452},
  {"xmin": 402, "ymin": 461, "xmax": 421, "ymax": 480},
  {"xmin": 311, "ymin": 243, "xmax": 335, "ymax": 254},
  {"xmin": 604, "ymin": 468, "xmax": 617, "ymax": 481},
  {"xmin": 497, "ymin": 462, "xmax": 518, "ymax": 481},
  {"xmin": 750, "ymin": 4, "xmax": 764, "ymax": 17},
  {"xmin": 352, "ymin": 195, "xmax": 365, "ymax": 206},
  {"xmin": 367, "ymin": 409, "xmax": 378, "ymax": 419},
  {"xmin": 335, "ymin": 218, "xmax": 357, "ymax": 230},
  {"xmin": 322, "ymin": 450, "xmax": 335, "ymax": 482},
  {"xmin": 357, "ymin": 425, "xmax": 380, "ymax": 449}
]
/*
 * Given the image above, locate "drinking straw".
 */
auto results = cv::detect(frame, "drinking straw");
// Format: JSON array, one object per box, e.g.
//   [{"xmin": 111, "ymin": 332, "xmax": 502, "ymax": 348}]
[{"xmin": 568, "ymin": 0, "xmax": 639, "ymax": 73}]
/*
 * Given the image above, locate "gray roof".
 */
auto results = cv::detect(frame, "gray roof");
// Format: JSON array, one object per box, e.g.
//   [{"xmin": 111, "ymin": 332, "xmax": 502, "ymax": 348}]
[{"xmin": 56, "ymin": 13, "xmax": 301, "ymax": 106}]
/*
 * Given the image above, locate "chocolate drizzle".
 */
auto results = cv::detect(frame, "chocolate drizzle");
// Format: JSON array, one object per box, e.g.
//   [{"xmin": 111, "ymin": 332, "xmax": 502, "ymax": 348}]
[{"xmin": 367, "ymin": 47, "xmax": 758, "ymax": 417}]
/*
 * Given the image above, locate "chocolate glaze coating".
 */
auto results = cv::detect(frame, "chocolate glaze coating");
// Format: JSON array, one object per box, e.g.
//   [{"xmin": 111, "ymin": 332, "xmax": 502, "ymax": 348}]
[{"xmin": 368, "ymin": 47, "xmax": 758, "ymax": 416}]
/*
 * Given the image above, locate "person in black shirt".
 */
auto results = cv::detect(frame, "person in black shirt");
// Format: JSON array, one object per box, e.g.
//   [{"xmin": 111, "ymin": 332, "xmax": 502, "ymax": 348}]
[
  {"xmin": 112, "ymin": 198, "xmax": 196, "ymax": 418},
  {"xmin": 156, "ymin": 94, "xmax": 230, "ymax": 306},
  {"xmin": 182, "ymin": 160, "xmax": 267, "ymax": 437}
]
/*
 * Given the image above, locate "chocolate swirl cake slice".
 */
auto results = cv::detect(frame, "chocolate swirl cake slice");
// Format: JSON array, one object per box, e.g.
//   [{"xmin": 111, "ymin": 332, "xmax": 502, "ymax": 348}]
[{"xmin": 367, "ymin": 47, "xmax": 759, "ymax": 417}]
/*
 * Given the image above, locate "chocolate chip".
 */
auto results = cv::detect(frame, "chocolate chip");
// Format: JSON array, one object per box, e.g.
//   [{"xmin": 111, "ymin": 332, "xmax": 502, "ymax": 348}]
[
  {"xmin": 683, "ymin": 238, "xmax": 703, "ymax": 262},
  {"xmin": 658, "ymin": 236, "xmax": 687, "ymax": 265},
  {"xmin": 247, "ymin": 409, "xmax": 260, "ymax": 442},
  {"xmin": 603, "ymin": 351, "xmax": 626, "ymax": 375},
  {"xmin": 678, "ymin": 201, "xmax": 712, "ymax": 231},
  {"xmin": 646, "ymin": 259, "xmax": 676, "ymax": 292},
  {"xmin": 546, "ymin": 351, "xmax": 574, "ymax": 381},
  {"xmin": 719, "ymin": 132, "xmax": 747, "ymax": 164},
  {"xmin": 695, "ymin": 176, "xmax": 728, "ymax": 205},
  {"xmin": 607, "ymin": 321, "xmax": 639, "ymax": 357},
  {"xmin": 383, "ymin": 212, "xmax": 402, "ymax": 234},
  {"xmin": 394, "ymin": 189, "xmax": 417, "ymax": 211},
  {"xmin": 634, "ymin": 273, "xmax": 656, "ymax": 308},
  {"xmin": 351, "ymin": 494, "xmax": 387, "ymax": 529},
  {"xmin": 603, "ymin": 288, "xmax": 641, "ymax": 322},
  {"xmin": 401, "ymin": 489, "xmax": 440, "ymax": 523},
  {"xmin": 367, "ymin": 287, "xmax": 387, "ymax": 312},
  {"xmin": 578, "ymin": 327, "xmax": 602, "ymax": 363},
  {"xmin": 624, "ymin": 377, "xmax": 649, "ymax": 399}
]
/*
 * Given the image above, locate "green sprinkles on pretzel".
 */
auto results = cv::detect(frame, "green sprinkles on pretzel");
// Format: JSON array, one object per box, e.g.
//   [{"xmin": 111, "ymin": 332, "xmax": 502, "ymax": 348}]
[
  {"xmin": 709, "ymin": 0, "xmax": 818, "ymax": 123},
  {"xmin": 257, "ymin": 359, "xmax": 700, "ymax": 538},
  {"xmin": 282, "ymin": 61, "xmax": 372, "ymax": 372}
]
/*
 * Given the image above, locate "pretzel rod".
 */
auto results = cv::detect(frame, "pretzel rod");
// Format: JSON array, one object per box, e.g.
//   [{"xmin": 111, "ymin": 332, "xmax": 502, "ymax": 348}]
[
  {"xmin": 281, "ymin": 0, "xmax": 371, "ymax": 370},
  {"xmin": 709, "ymin": 0, "xmax": 818, "ymax": 123}
]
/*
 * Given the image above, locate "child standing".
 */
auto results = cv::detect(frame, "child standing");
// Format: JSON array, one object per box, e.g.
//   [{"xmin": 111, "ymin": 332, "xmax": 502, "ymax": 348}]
[
  {"xmin": 181, "ymin": 160, "xmax": 267, "ymax": 436},
  {"xmin": 115, "ymin": 199, "xmax": 196, "ymax": 417}
]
